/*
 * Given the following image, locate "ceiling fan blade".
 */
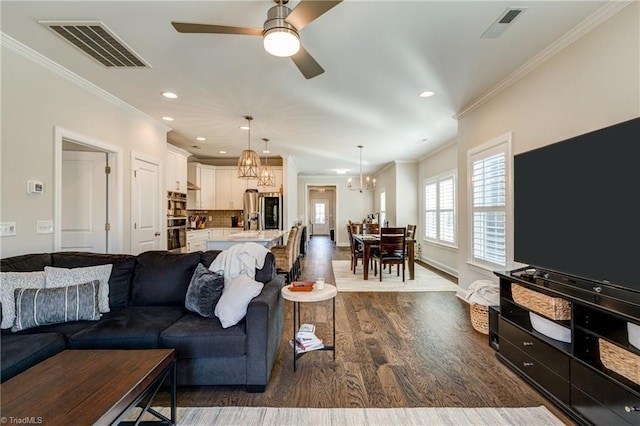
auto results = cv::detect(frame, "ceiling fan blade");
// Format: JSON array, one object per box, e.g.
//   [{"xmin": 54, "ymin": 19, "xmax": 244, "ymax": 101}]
[
  {"xmin": 171, "ymin": 22, "xmax": 262, "ymax": 36},
  {"xmin": 291, "ymin": 45, "xmax": 324, "ymax": 79},
  {"xmin": 285, "ymin": 0, "xmax": 343, "ymax": 31}
]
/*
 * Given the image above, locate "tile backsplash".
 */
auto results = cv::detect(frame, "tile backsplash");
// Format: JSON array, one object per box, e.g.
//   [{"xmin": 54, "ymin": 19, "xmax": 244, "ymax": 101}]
[{"xmin": 187, "ymin": 210, "xmax": 243, "ymax": 228}]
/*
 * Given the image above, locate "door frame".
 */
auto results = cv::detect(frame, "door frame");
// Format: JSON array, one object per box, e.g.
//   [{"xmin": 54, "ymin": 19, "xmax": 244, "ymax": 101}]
[
  {"xmin": 54, "ymin": 126, "xmax": 123, "ymax": 253},
  {"xmin": 130, "ymin": 151, "xmax": 164, "ymax": 254},
  {"xmin": 304, "ymin": 184, "xmax": 338, "ymax": 242}
]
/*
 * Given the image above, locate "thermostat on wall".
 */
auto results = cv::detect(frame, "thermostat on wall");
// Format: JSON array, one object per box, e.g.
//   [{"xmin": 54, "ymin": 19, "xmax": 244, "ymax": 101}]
[{"xmin": 27, "ymin": 180, "xmax": 44, "ymax": 194}]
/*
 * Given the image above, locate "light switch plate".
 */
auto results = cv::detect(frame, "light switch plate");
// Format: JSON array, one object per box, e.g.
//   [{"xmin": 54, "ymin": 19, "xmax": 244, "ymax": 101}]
[
  {"xmin": 0, "ymin": 222, "xmax": 16, "ymax": 237},
  {"xmin": 36, "ymin": 220, "xmax": 54, "ymax": 234}
]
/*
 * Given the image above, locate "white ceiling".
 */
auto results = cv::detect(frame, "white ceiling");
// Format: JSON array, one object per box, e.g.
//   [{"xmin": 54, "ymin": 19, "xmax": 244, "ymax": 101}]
[{"xmin": 1, "ymin": 0, "xmax": 607, "ymax": 176}]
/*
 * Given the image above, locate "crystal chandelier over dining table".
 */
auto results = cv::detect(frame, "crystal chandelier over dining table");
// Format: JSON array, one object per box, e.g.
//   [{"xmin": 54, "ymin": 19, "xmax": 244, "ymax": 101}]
[{"xmin": 348, "ymin": 145, "xmax": 375, "ymax": 193}]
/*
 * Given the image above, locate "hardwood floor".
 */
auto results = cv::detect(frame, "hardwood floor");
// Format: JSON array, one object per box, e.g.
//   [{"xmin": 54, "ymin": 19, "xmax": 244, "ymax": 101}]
[{"xmin": 159, "ymin": 236, "xmax": 573, "ymax": 424}]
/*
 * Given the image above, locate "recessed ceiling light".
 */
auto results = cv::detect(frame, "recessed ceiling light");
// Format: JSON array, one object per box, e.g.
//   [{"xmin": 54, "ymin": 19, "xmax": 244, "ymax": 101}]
[
  {"xmin": 162, "ymin": 116, "xmax": 174, "ymax": 121},
  {"xmin": 239, "ymin": 126, "xmax": 250, "ymax": 130},
  {"xmin": 419, "ymin": 91, "xmax": 435, "ymax": 98},
  {"xmin": 218, "ymin": 150, "xmax": 227, "ymax": 154},
  {"xmin": 262, "ymin": 150, "xmax": 270, "ymax": 154},
  {"xmin": 335, "ymin": 170, "xmax": 347, "ymax": 175},
  {"xmin": 196, "ymin": 137, "xmax": 206, "ymax": 141},
  {"xmin": 162, "ymin": 92, "xmax": 178, "ymax": 99}
]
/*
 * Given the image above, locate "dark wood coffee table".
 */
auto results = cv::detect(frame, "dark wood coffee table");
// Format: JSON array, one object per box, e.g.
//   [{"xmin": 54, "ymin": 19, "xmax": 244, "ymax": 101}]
[{"xmin": 0, "ymin": 349, "xmax": 176, "ymax": 425}]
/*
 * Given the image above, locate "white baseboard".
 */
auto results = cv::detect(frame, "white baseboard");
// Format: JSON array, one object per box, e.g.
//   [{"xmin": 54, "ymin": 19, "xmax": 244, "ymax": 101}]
[{"xmin": 419, "ymin": 256, "xmax": 458, "ymax": 279}]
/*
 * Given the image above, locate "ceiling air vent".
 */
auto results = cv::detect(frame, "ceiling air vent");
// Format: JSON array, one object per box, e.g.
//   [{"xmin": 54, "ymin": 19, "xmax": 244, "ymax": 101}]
[
  {"xmin": 39, "ymin": 21, "xmax": 150, "ymax": 67},
  {"xmin": 481, "ymin": 7, "xmax": 527, "ymax": 39}
]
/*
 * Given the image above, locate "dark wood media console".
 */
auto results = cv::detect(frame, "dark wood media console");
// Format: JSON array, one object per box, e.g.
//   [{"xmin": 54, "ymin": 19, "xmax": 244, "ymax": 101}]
[{"xmin": 495, "ymin": 268, "xmax": 640, "ymax": 425}]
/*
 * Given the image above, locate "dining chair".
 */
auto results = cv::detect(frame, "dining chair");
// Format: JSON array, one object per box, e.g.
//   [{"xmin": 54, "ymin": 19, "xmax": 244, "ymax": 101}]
[
  {"xmin": 363, "ymin": 223, "xmax": 380, "ymax": 235},
  {"xmin": 292, "ymin": 224, "xmax": 304, "ymax": 280},
  {"xmin": 272, "ymin": 226, "xmax": 299, "ymax": 283},
  {"xmin": 407, "ymin": 224, "xmax": 416, "ymax": 240},
  {"xmin": 347, "ymin": 223, "xmax": 364, "ymax": 274},
  {"xmin": 371, "ymin": 227, "xmax": 407, "ymax": 282}
]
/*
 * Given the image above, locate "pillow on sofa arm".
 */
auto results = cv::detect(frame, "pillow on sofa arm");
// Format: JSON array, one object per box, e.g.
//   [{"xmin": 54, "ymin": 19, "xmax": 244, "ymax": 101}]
[
  {"xmin": 12, "ymin": 280, "xmax": 101, "ymax": 332},
  {"xmin": 185, "ymin": 264, "xmax": 225, "ymax": 318},
  {"xmin": 214, "ymin": 274, "xmax": 264, "ymax": 328},
  {"xmin": 0, "ymin": 271, "xmax": 46, "ymax": 329}
]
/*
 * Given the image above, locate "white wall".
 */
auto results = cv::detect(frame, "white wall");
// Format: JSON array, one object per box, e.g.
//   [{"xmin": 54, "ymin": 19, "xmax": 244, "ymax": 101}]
[
  {"xmin": 393, "ymin": 161, "xmax": 418, "ymax": 228},
  {"xmin": 455, "ymin": 4, "xmax": 640, "ymax": 298},
  {"xmin": 297, "ymin": 175, "xmax": 373, "ymax": 246},
  {"xmin": 418, "ymin": 142, "xmax": 459, "ymax": 277},
  {"xmin": 282, "ymin": 155, "xmax": 299, "ymax": 229},
  {"xmin": 1, "ymin": 42, "xmax": 168, "ymax": 258}
]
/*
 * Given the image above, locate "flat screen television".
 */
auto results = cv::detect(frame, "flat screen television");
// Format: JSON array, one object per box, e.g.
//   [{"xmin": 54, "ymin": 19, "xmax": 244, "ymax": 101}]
[{"xmin": 514, "ymin": 116, "xmax": 640, "ymax": 293}]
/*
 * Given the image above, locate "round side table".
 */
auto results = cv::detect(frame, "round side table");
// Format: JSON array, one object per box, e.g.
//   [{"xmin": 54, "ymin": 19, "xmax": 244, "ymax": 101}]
[{"xmin": 281, "ymin": 284, "xmax": 337, "ymax": 371}]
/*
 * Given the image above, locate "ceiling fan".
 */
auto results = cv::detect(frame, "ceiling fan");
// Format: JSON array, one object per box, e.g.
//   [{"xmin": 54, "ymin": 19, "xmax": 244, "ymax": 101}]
[{"xmin": 172, "ymin": 0, "xmax": 342, "ymax": 79}]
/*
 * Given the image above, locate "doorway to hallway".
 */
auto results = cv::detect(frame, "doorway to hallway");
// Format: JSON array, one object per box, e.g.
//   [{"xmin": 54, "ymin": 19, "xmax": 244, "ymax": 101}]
[{"xmin": 307, "ymin": 186, "xmax": 336, "ymax": 241}]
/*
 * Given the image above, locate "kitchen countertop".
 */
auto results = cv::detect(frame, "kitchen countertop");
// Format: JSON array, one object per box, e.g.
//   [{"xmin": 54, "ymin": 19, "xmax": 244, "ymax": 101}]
[{"xmin": 205, "ymin": 230, "xmax": 287, "ymax": 250}]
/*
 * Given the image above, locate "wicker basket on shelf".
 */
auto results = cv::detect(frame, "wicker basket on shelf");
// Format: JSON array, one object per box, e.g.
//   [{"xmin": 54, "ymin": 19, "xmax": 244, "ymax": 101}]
[
  {"xmin": 470, "ymin": 304, "xmax": 489, "ymax": 335},
  {"xmin": 511, "ymin": 284, "xmax": 571, "ymax": 320},
  {"xmin": 599, "ymin": 339, "xmax": 640, "ymax": 385}
]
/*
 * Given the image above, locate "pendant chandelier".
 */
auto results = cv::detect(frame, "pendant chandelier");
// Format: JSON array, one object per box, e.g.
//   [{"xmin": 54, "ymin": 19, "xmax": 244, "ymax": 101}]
[
  {"xmin": 237, "ymin": 115, "xmax": 261, "ymax": 179},
  {"xmin": 257, "ymin": 138, "xmax": 276, "ymax": 187},
  {"xmin": 348, "ymin": 145, "xmax": 376, "ymax": 193}
]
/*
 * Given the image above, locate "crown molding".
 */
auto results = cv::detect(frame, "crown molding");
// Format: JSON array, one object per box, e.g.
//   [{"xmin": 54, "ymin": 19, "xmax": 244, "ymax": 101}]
[
  {"xmin": 1, "ymin": 32, "xmax": 171, "ymax": 133},
  {"xmin": 454, "ymin": 1, "xmax": 633, "ymax": 120}
]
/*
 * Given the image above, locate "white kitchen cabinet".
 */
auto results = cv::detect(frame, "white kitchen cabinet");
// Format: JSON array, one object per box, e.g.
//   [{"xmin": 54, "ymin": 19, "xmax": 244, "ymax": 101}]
[
  {"xmin": 215, "ymin": 167, "xmax": 250, "ymax": 210},
  {"xmin": 186, "ymin": 229, "xmax": 208, "ymax": 252},
  {"xmin": 166, "ymin": 146, "xmax": 189, "ymax": 194},
  {"xmin": 187, "ymin": 163, "xmax": 216, "ymax": 209}
]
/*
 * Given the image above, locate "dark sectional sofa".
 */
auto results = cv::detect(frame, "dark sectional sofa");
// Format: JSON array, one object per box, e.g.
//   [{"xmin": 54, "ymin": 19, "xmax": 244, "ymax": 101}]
[{"xmin": 0, "ymin": 250, "xmax": 285, "ymax": 392}]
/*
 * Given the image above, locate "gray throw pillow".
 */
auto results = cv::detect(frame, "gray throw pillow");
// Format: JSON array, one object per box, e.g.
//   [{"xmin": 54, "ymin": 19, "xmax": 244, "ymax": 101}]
[
  {"xmin": 185, "ymin": 264, "xmax": 225, "ymax": 318},
  {"xmin": 12, "ymin": 280, "xmax": 101, "ymax": 332}
]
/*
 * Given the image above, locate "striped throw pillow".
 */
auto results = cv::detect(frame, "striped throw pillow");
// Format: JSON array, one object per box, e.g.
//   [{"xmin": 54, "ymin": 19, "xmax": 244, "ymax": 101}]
[{"xmin": 12, "ymin": 280, "xmax": 101, "ymax": 332}]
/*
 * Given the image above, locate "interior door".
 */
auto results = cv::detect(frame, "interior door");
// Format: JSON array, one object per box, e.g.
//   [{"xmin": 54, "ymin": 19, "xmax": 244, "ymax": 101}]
[
  {"xmin": 131, "ymin": 157, "xmax": 161, "ymax": 254},
  {"xmin": 61, "ymin": 151, "xmax": 108, "ymax": 252},
  {"xmin": 312, "ymin": 199, "xmax": 330, "ymax": 235}
]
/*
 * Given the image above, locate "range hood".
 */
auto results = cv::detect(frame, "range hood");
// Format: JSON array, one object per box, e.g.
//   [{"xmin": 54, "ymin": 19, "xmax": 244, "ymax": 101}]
[{"xmin": 186, "ymin": 181, "xmax": 200, "ymax": 190}]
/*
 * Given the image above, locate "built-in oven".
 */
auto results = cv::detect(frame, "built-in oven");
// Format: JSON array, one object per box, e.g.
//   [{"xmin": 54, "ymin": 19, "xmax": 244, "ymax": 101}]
[
  {"xmin": 167, "ymin": 192, "xmax": 187, "ymax": 253},
  {"xmin": 167, "ymin": 217, "xmax": 187, "ymax": 253}
]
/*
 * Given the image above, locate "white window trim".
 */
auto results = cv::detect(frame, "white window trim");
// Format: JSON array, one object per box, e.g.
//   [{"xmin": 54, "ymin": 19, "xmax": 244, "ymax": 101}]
[
  {"xmin": 423, "ymin": 169, "xmax": 458, "ymax": 249},
  {"xmin": 466, "ymin": 132, "xmax": 513, "ymax": 272}
]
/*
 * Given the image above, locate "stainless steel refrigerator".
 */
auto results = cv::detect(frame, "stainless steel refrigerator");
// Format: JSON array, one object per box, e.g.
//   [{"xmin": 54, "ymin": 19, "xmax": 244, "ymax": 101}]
[{"xmin": 242, "ymin": 190, "xmax": 283, "ymax": 230}]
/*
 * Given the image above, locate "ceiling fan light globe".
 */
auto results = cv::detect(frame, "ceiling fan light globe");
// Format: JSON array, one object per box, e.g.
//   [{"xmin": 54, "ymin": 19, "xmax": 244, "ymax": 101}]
[{"xmin": 263, "ymin": 29, "xmax": 300, "ymax": 57}]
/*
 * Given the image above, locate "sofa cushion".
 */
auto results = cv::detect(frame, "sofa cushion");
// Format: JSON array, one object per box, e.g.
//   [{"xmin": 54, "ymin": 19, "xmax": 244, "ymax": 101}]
[
  {"xmin": 159, "ymin": 312, "xmax": 246, "ymax": 358},
  {"xmin": 200, "ymin": 250, "xmax": 276, "ymax": 284},
  {"xmin": 12, "ymin": 280, "xmax": 101, "ymax": 332},
  {"xmin": 1, "ymin": 333, "xmax": 66, "ymax": 383},
  {"xmin": 0, "ymin": 271, "xmax": 46, "ymax": 329},
  {"xmin": 52, "ymin": 252, "xmax": 136, "ymax": 309},
  {"xmin": 67, "ymin": 306, "xmax": 186, "ymax": 349},
  {"xmin": 0, "ymin": 253, "xmax": 52, "ymax": 272},
  {"xmin": 45, "ymin": 265, "xmax": 112, "ymax": 313},
  {"xmin": 131, "ymin": 251, "xmax": 201, "ymax": 306},
  {"xmin": 185, "ymin": 264, "xmax": 224, "ymax": 318}
]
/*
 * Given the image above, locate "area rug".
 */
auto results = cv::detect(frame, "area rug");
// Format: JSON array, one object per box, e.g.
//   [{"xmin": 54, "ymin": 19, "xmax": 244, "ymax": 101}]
[
  {"xmin": 332, "ymin": 260, "xmax": 458, "ymax": 292},
  {"xmin": 129, "ymin": 406, "xmax": 563, "ymax": 425}
]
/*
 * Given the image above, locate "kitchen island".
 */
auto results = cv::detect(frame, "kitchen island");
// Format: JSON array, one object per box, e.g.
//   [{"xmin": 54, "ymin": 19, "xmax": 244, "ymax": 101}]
[{"xmin": 206, "ymin": 229, "xmax": 287, "ymax": 251}]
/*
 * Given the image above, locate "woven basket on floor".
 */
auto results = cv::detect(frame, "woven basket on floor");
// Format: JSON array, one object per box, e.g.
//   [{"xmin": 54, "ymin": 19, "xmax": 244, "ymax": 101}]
[
  {"xmin": 470, "ymin": 304, "xmax": 489, "ymax": 335},
  {"xmin": 511, "ymin": 284, "xmax": 571, "ymax": 320},
  {"xmin": 599, "ymin": 339, "xmax": 640, "ymax": 385}
]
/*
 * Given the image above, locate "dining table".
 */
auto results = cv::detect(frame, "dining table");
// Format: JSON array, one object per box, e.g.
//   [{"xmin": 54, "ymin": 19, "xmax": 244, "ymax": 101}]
[{"xmin": 352, "ymin": 234, "xmax": 415, "ymax": 280}]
